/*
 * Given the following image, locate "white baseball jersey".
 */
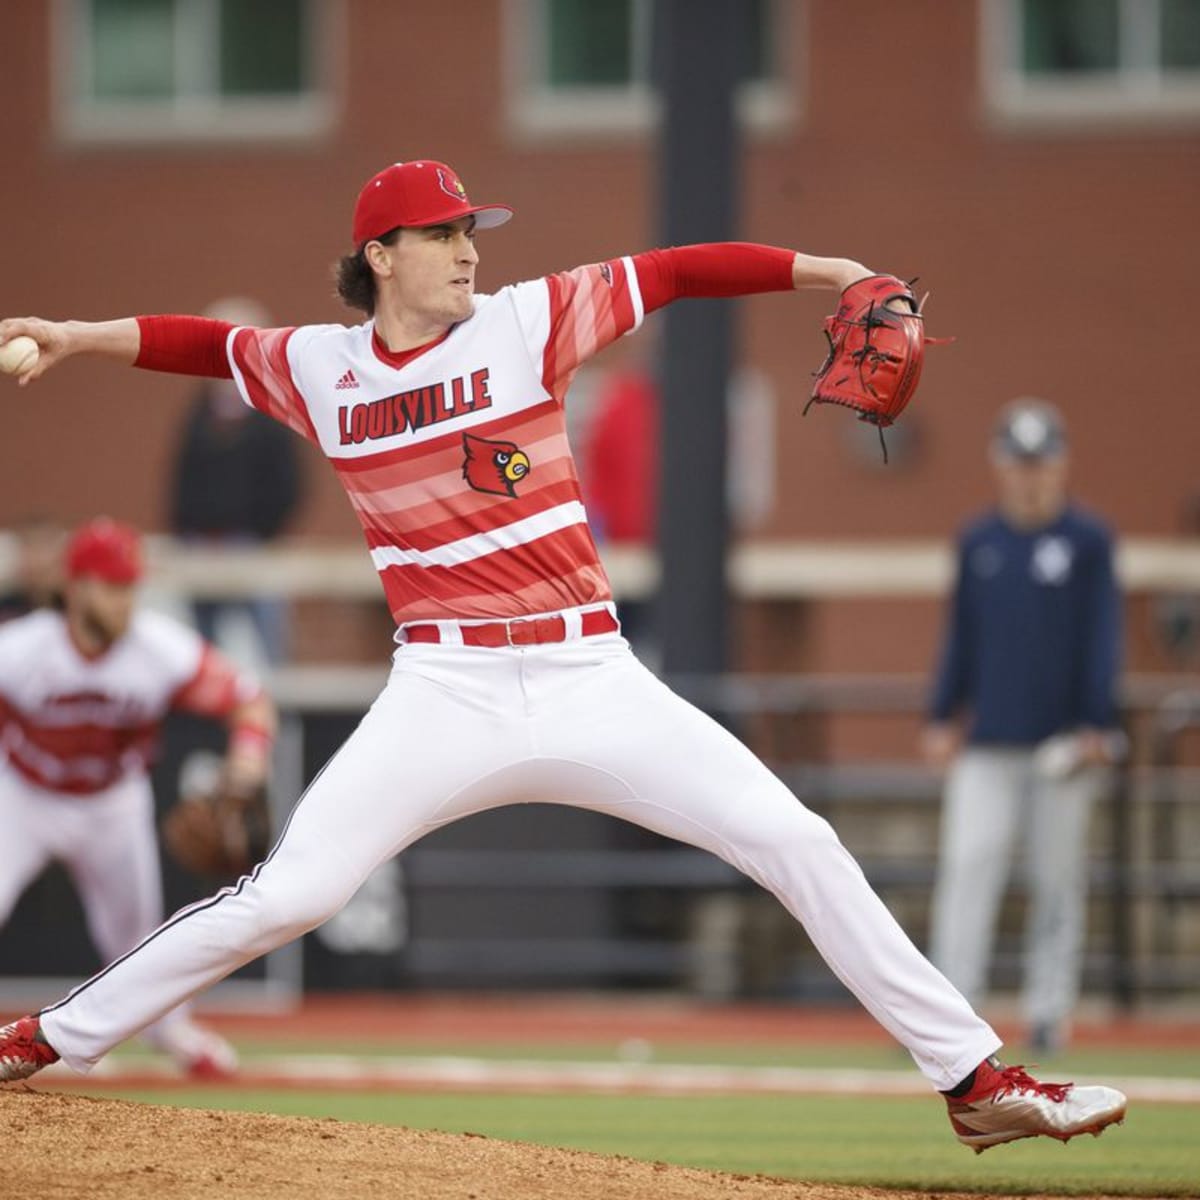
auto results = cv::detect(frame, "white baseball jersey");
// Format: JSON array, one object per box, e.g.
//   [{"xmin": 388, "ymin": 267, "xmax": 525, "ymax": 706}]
[
  {"xmin": 0, "ymin": 609, "xmax": 256, "ymax": 794},
  {"xmin": 227, "ymin": 259, "xmax": 644, "ymax": 625}
]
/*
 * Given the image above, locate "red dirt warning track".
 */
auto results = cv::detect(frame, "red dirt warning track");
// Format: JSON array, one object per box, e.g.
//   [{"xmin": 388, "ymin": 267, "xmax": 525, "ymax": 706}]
[{"xmin": 179, "ymin": 994, "xmax": 1200, "ymax": 1049}]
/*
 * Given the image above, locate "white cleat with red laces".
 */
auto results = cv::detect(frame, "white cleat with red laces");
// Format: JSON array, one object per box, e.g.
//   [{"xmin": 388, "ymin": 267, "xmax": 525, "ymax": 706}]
[{"xmin": 945, "ymin": 1057, "xmax": 1127, "ymax": 1153}]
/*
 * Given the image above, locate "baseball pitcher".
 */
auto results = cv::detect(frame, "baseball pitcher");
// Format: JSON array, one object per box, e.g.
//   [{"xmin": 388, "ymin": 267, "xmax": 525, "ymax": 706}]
[{"xmin": 0, "ymin": 161, "xmax": 1124, "ymax": 1151}]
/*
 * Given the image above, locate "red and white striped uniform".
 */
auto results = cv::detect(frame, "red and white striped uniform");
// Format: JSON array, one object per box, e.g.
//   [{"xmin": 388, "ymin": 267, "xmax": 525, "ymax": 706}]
[
  {"xmin": 36, "ymin": 243, "xmax": 1008, "ymax": 1095},
  {"xmin": 227, "ymin": 259, "xmax": 644, "ymax": 626},
  {"xmin": 0, "ymin": 609, "xmax": 258, "ymax": 795}
]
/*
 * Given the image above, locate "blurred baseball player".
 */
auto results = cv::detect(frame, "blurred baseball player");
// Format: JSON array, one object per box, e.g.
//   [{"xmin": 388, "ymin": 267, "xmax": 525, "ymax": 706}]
[
  {"xmin": 0, "ymin": 161, "xmax": 1125, "ymax": 1150},
  {"xmin": 0, "ymin": 518, "xmax": 275, "ymax": 1077}
]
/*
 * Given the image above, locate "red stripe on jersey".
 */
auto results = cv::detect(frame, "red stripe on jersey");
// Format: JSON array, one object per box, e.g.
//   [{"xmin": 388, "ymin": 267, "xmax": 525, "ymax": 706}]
[
  {"xmin": 231, "ymin": 327, "xmax": 320, "ymax": 445},
  {"xmin": 360, "ymin": 475, "xmax": 584, "ymax": 553},
  {"xmin": 1, "ymin": 710, "xmax": 161, "ymax": 795},
  {"xmin": 384, "ymin": 522, "xmax": 602, "ymax": 607},
  {"xmin": 389, "ymin": 562, "xmax": 612, "ymax": 627},
  {"xmin": 541, "ymin": 261, "xmax": 638, "ymax": 402},
  {"xmin": 345, "ymin": 422, "xmax": 577, "ymax": 536},
  {"xmin": 380, "ymin": 525, "xmax": 610, "ymax": 623}
]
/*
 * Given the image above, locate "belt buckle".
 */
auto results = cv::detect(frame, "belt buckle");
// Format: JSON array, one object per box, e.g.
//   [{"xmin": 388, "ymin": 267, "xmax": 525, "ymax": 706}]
[
  {"xmin": 506, "ymin": 616, "xmax": 544, "ymax": 647},
  {"xmin": 506, "ymin": 617, "xmax": 533, "ymax": 647}
]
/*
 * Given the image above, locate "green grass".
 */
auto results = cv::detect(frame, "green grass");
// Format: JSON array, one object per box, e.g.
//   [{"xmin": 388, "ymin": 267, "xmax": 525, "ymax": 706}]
[
  {"xmin": 91, "ymin": 1034, "xmax": 1200, "ymax": 1195},
  {"xmin": 112, "ymin": 1035, "xmax": 1200, "ymax": 1078},
  {"xmin": 95, "ymin": 1087, "xmax": 1196, "ymax": 1196}
]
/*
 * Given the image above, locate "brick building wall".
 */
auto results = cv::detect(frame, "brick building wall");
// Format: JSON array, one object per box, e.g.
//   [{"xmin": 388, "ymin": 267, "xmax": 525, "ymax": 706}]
[{"xmin": 1, "ymin": 0, "xmax": 1197, "ymax": 675}]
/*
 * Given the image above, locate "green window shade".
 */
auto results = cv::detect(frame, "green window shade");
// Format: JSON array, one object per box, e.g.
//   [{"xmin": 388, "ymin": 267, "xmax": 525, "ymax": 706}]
[
  {"xmin": 219, "ymin": 0, "xmax": 307, "ymax": 95},
  {"xmin": 544, "ymin": 0, "xmax": 770, "ymax": 88},
  {"xmin": 1021, "ymin": 0, "xmax": 1120, "ymax": 73},
  {"xmin": 1162, "ymin": 0, "xmax": 1200, "ymax": 68},
  {"xmin": 546, "ymin": 0, "xmax": 634, "ymax": 86},
  {"xmin": 91, "ymin": 0, "xmax": 176, "ymax": 98}
]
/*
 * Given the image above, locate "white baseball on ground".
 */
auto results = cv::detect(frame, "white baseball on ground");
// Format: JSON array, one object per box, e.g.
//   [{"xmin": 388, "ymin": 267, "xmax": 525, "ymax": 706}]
[{"xmin": 0, "ymin": 335, "xmax": 40, "ymax": 376}]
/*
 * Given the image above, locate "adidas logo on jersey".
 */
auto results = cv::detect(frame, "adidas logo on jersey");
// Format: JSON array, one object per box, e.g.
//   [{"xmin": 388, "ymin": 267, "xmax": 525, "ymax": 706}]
[{"xmin": 335, "ymin": 370, "xmax": 360, "ymax": 391}]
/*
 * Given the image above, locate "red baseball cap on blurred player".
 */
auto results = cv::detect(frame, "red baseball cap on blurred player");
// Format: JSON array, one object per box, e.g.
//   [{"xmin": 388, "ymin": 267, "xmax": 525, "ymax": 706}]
[
  {"xmin": 65, "ymin": 518, "xmax": 143, "ymax": 585},
  {"xmin": 352, "ymin": 160, "xmax": 513, "ymax": 246}
]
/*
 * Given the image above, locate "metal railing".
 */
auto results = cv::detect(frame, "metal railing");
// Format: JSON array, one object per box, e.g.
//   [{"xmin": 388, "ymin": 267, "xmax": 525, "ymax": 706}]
[
  {"xmin": 2, "ymin": 657, "xmax": 1196, "ymax": 1007},
  {"xmin": 262, "ymin": 669, "xmax": 1200, "ymax": 1004}
]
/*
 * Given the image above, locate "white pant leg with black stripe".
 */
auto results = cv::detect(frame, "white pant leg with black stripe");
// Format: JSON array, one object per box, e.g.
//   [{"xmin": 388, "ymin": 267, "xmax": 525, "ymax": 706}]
[{"xmin": 42, "ymin": 636, "xmax": 999, "ymax": 1090}]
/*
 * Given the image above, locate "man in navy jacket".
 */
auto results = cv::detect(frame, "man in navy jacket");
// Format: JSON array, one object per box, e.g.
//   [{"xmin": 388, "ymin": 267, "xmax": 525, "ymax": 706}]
[{"xmin": 922, "ymin": 399, "xmax": 1122, "ymax": 1054}]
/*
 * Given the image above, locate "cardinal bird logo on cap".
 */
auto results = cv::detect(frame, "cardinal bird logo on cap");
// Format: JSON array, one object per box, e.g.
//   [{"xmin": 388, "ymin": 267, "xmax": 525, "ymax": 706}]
[
  {"xmin": 438, "ymin": 168, "xmax": 468, "ymax": 202},
  {"xmin": 462, "ymin": 433, "xmax": 530, "ymax": 498}
]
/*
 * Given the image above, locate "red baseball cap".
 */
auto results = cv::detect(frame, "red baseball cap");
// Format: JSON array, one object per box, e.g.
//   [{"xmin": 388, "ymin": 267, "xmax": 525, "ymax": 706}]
[
  {"xmin": 351, "ymin": 160, "xmax": 513, "ymax": 246},
  {"xmin": 65, "ymin": 518, "xmax": 143, "ymax": 585}
]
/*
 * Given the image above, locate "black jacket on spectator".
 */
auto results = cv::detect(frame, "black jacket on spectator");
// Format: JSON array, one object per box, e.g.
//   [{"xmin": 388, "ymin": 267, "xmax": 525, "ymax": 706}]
[{"xmin": 170, "ymin": 385, "xmax": 302, "ymax": 540}]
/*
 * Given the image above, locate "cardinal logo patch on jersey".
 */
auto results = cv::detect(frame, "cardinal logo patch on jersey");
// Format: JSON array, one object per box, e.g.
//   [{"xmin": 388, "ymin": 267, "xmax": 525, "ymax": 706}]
[
  {"xmin": 462, "ymin": 433, "xmax": 530, "ymax": 498},
  {"xmin": 438, "ymin": 168, "xmax": 468, "ymax": 202}
]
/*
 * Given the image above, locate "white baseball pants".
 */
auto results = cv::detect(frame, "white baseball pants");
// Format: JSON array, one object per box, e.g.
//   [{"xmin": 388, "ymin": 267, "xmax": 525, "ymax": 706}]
[
  {"xmin": 0, "ymin": 760, "xmax": 220, "ymax": 1062},
  {"xmin": 42, "ymin": 634, "xmax": 1000, "ymax": 1089},
  {"xmin": 929, "ymin": 747, "xmax": 1107, "ymax": 1033}
]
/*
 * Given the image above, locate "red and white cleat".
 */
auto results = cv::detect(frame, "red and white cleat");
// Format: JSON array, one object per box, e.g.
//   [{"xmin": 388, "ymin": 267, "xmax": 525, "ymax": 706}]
[
  {"xmin": 0, "ymin": 1016, "xmax": 60, "ymax": 1082},
  {"xmin": 946, "ymin": 1057, "xmax": 1127, "ymax": 1153}
]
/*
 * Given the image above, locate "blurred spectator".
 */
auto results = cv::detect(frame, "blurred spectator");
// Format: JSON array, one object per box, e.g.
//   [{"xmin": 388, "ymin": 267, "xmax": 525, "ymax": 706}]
[
  {"xmin": 580, "ymin": 364, "xmax": 660, "ymax": 651},
  {"xmin": 922, "ymin": 399, "xmax": 1123, "ymax": 1055},
  {"xmin": 167, "ymin": 298, "xmax": 302, "ymax": 663},
  {"xmin": 0, "ymin": 515, "xmax": 66, "ymax": 622},
  {"xmin": 581, "ymin": 366, "xmax": 659, "ymax": 544}
]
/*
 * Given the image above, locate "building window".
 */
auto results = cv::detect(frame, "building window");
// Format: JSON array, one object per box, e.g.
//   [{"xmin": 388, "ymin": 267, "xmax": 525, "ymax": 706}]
[
  {"xmin": 982, "ymin": 0, "xmax": 1200, "ymax": 123},
  {"xmin": 57, "ymin": 0, "xmax": 338, "ymax": 143},
  {"xmin": 506, "ymin": 0, "xmax": 794, "ymax": 137}
]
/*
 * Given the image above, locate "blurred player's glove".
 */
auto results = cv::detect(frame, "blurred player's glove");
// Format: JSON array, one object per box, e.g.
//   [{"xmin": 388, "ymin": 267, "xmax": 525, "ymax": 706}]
[
  {"xmin": 162, "ymin": 767, "xmax": 270, "ymax": 881},
  {"xmin": 806, "ymin": 274, "xmax": 946, "ymax": 454}
]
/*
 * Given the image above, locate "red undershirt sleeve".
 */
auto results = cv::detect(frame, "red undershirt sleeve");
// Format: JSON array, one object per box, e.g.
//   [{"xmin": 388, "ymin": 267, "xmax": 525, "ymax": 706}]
[
  {"xmin": 632, "ymin": 244, "xmax": 796, "ymax": 314},
  {"xmin": 134, "ymin": 315, "xmax": 236, "ymax": 378}
]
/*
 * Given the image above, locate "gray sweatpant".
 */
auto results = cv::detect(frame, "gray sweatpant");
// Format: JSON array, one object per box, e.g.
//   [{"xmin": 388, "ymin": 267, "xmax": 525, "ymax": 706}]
[{"xmin": 929, "ymin": 747, "xmax": 1108, "ymax": 1034}]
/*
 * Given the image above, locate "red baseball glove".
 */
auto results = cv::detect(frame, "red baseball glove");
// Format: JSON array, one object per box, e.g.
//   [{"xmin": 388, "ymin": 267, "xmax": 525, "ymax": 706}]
[{"xmin": 807, "ymin": 274, "xmax": 946, "ymax": 451}]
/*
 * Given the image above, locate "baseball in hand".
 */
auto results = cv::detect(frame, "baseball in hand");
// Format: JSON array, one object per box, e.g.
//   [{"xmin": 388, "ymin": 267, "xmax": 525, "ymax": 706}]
[{"xmin": 0, "ymin": 335, "xmax": 40, "ymax": 376}]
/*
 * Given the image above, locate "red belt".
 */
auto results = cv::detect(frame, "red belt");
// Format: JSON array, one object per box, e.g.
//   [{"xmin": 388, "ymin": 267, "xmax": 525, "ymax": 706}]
[{"xmin": 404, "ymin": 608, "xmax": 619, "ymax": 648}]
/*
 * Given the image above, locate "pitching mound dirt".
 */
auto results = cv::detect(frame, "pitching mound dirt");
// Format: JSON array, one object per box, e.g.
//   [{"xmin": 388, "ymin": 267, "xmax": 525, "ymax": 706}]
[{"xmin": 0, "ymin": 1088, "xmax": 1096, "ymax": 1200}]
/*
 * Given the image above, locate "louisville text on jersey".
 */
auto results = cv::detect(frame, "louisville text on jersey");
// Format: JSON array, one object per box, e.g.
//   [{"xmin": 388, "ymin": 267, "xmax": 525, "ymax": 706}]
[{"xmin": 338, "ymin": 368, "xmax": 492, "ymax": 446}]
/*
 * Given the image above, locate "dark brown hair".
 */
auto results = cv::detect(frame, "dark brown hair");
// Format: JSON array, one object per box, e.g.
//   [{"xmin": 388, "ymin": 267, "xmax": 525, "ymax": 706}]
[{"xmin": 334, "ymin": 227, "xmax": 401, "ymax": 316}]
